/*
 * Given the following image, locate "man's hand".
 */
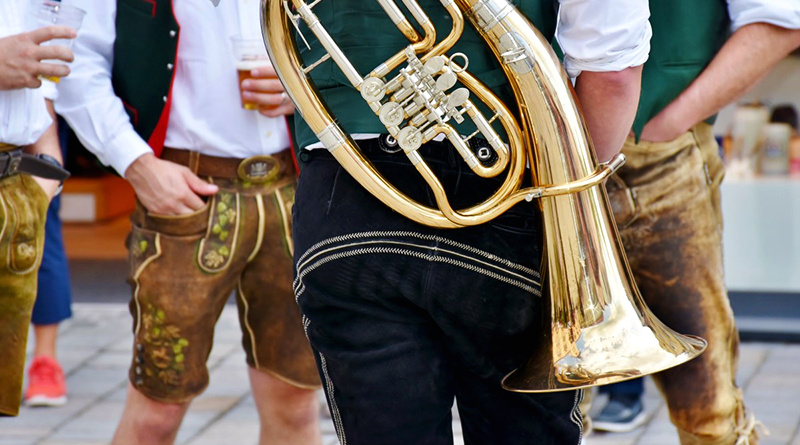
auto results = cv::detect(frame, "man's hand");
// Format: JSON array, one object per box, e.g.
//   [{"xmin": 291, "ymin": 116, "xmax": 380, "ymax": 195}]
[
  {"xmin": 240, "ymin": 65, "xmax": 295, "ymax": 118},
  {"xmin": 639, "ymin": 24, "xmax": 800, "ymax": 143},
  {"xmin": 0, "ymin": 26, "xmax": 77, "ymax": 90},
  {"xmin": 639, "ymin": 109, "xmax": 691, "ymax": 143},
  {"xmin": 125, "ymin": 154, "xmax": 219, "ymax": 216}
]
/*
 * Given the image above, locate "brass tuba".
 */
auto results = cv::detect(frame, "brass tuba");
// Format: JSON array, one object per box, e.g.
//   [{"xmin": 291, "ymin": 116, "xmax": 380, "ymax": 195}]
[{"xmin": 262, "ymin": 0, "xmax": 707, "ymax": 392}]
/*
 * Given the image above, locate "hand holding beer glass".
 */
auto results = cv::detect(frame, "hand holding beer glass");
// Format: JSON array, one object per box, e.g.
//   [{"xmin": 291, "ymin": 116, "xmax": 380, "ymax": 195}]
[
  {"xmin": 0, "ymin": 26, "xmax": 75, "ymax": 90},
  {"xmin": 231, "ymin": 36, "xmax": 294, "ymax": 117},
  {"xmin": 26, "ymin": 0, "xmax": 85, "ymax": 83}
]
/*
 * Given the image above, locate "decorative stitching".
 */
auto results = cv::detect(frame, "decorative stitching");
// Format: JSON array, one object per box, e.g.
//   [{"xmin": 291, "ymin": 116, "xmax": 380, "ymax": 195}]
[
  {"xmin": 131, "ymin": 232, "xmax": 163, "ymax": 337},
  {"xmin": 246, "ymin": 194, "xmax": 267, "ymax": 263},
  {"xmin": 294, "ymin": 242, "xmax": 542, "ymax": 301},
  {"xmin": 137, "ymin": 302, "xmax": 190, "ymax": 386},
  {"xmin": 273, "ymin": 184, "xmax": 296, "ymax": 257},
  {"xmin": 296, "ymin": 230, "xmax": 540, "ymax": 277},
  {"xmin": 297, "ymin": 237, "xmax": 540, "ymax": 292},
  {"xmin": 571, "ymin": 389, "xmax": 584, "ymax": 445},
  {"xmin": 237, "ymin": 278, "xmax": 260, "ymax": 369},
  {"xmin": 318, "ymin": 352, "xmax": 347, "ymax": 445},
  {"xmin": 301, "ymin": 314, "xmax": 310, "ymax": 338},
  {"xmin": 197, "ymin": 192, "xmax": 241, "ymax": 273},
  {"xmin": 6, "ymin": 184, "xmax": 44, "ymax": 274}
]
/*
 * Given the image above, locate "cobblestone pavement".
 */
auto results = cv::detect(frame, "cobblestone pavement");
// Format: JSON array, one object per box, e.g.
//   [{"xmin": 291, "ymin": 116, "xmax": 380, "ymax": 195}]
[{"xmin": 2, "ymin": 303, "xmax": 798, "ymax": 445}]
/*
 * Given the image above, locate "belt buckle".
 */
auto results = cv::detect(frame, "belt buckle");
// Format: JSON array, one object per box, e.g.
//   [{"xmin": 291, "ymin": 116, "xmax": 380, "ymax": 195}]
[
  {"xmin": 237, "ymin": 155, "xmax": 280, "ymax": 183},
  {"xmin": 0, "ymin": 150, "xmax": 21, "ymax": 178}
]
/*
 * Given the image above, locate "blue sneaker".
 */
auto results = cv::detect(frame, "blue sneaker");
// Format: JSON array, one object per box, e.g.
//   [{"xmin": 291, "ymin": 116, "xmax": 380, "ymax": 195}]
[{"xmin": 592, "ymin": 397, "xmax": 647, "ymax": 433}]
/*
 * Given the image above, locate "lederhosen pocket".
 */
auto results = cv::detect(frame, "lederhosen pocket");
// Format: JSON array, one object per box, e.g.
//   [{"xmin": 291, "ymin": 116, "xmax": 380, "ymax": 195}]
[
  {"xmin": 1, "ymin": 175, "xmax": 49, "ymax": 274},
  {"xmin": 128, "ymin": 197, "xmax": 213, "ymax": 280}
]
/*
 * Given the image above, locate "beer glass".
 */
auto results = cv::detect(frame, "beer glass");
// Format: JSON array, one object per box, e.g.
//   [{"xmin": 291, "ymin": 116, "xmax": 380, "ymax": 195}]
[
  {"xmin": 231, "ymin": 36, "xmax": 272, "ymax": 110},
  {"xmin": 27, "ymin": 0, "xmax": 86, "ymax": 83}
]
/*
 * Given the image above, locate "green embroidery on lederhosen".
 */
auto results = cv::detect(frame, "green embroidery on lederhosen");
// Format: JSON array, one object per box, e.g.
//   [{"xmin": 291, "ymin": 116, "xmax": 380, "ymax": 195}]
[
  {"xmin": 134, "ymin": 302, "xmax": 190, "ymax": 387},
  {"xmin": 197, "ymin": 192, "xmax": 240, "ymax": 273}
]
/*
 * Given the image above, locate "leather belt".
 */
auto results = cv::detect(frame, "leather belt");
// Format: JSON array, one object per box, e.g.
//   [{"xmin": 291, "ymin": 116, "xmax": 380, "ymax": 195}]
[
  {"xmin": 161, "ymin": 147, "xmax": 296, "ymax": 183},
  {"xmin": 0, "ymin": 149, "xmax": 70, "ymax": 182}
]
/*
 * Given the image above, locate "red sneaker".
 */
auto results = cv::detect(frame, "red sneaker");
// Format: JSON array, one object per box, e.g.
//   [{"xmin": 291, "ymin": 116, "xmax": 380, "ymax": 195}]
[{"xmin": 24, "ymin": 356, "xmax": 67, "ymax": 407}]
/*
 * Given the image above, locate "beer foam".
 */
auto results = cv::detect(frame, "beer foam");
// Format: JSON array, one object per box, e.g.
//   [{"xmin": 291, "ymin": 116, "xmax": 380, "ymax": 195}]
[{"xmin": 236, "ymin": 60, "xmax": 271, "ymax": 71}]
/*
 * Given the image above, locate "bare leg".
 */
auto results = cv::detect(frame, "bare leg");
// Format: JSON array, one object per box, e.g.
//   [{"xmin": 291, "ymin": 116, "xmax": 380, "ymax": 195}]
[
  {"xmin": 111, "ymin": 383, "xmax": 190, "ymax": 445},
  {"xmin": 248, "ymin": 367, "xmax": 321, "ymax": 445},
  {"xmin": 32, "ymin": 323, "xmax": 59, "ymax": 358}
]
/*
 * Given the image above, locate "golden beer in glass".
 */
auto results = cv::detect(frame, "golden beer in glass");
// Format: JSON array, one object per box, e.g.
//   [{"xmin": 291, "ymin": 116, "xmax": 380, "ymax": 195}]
[
  {"xmin": 231, "ymin": 37, "xmax": 272, "ymax": 110},
  {"xmin": 236, "ymin": 59, "xmax": 271, "ymax": 110}
]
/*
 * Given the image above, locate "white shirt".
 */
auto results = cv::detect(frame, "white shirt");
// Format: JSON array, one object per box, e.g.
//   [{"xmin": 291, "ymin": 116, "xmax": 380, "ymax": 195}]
[
  {"xmin": 55, "ymin": 0, "xmax": 290, "ymax": 177},
  {"xmin": 729, "ymin": 0, "xmax": 800, "ymax": 31},
  {"xmin": 556, "ymin": 0, "xmax": 652, "ymax": 78},
  {"xmin": 0, "ymin": 0, "xmax": 53, "ymax": 146}
]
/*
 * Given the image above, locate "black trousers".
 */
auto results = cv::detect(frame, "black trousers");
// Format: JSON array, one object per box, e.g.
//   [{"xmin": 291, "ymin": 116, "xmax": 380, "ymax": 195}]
[{"xmin": 293, "ymin": 139, "xmax": 582, "ymax": 445}]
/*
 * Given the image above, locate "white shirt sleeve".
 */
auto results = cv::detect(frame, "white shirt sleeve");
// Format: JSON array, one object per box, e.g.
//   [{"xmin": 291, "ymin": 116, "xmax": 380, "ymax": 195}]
[
  {"xmin": 54, "ymin": 0, "xmax": 152, "ymax": 177},
  {"xmin": 728, "ymin": 0, "xmax": 800, "ymax": 31},
  {"xmin": 556, "ymin": 0, "xmax": 652, "ymax": 78}
]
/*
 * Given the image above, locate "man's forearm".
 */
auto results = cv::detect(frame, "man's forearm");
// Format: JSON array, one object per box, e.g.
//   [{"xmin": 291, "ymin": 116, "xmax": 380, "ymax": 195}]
[
  {"xmin": 574, "ymin": 65, "xmax": 643, "ymax": 162},
  {"xmin": 646, "ymin": 23, "xmax": 800, "ymax": 140}
]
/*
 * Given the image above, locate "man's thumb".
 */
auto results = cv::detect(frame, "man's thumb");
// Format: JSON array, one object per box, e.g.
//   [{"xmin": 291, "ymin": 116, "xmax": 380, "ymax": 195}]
[{"xmin": 184, "ymin": 171, "xmax": 219, "ymax": 196}]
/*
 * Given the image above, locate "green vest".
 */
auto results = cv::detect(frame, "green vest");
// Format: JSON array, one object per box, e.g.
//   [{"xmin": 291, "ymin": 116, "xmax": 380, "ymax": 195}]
[
  {"xmin": 633, "ymin": 0, "xmax": 730, "ymax": 136},
  {"xmin": 294, "ymin": 1, "xmax": 558, "ymax": 151},
  {"xmin": 112, "ymin": 0, "xmax": 180, "ymax": 156}
]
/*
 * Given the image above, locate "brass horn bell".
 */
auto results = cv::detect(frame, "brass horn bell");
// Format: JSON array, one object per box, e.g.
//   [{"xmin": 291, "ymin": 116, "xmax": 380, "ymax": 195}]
[{"xmin": 500, "ymin": 160, "xmax": 708, "ymax": 391}]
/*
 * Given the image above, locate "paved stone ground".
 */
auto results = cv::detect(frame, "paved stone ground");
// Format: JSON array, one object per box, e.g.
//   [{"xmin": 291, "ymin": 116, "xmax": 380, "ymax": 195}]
[{"xmin": 2, "ymin": 303, "xmax": 799, "ymax": 445}]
